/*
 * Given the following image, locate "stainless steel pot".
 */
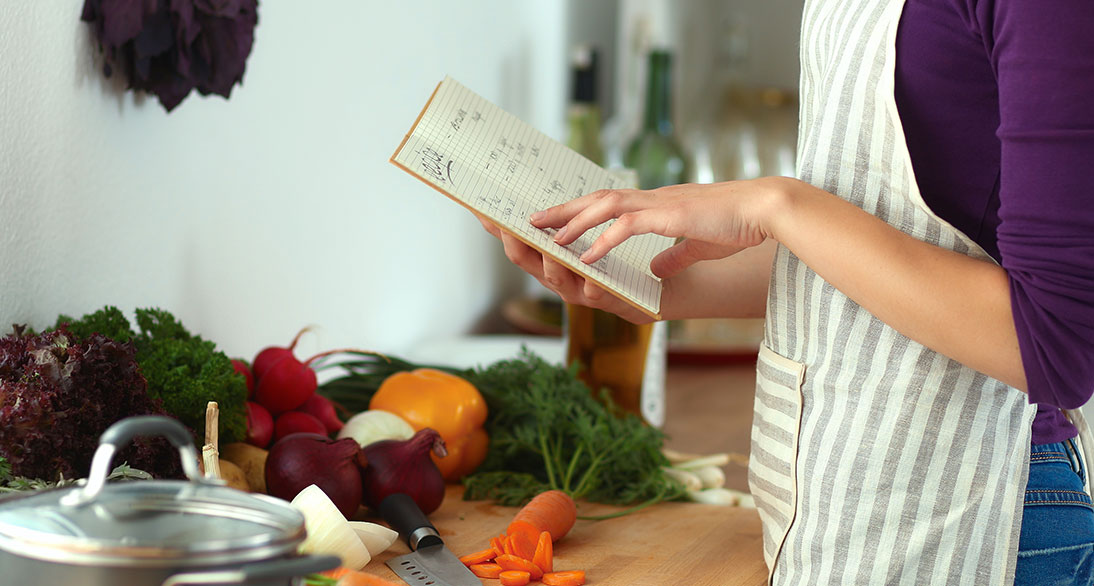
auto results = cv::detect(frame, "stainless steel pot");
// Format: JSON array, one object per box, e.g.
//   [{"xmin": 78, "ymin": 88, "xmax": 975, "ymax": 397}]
[{"xmin": 0, "ymin": 416, "xmax": 339, "ymax": 585}]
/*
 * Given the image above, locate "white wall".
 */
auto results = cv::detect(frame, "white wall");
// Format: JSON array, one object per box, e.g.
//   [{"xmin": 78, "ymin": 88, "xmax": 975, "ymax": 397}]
[{"xmin": 0, "ymin": 2, "xmax": 567, "ymax": 359}]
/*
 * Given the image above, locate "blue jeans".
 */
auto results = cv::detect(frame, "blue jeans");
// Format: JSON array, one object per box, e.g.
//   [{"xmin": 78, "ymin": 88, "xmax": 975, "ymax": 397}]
[{"xmin": 1014, "ymin": 439, "xmax": 1094, "ymax": 586}]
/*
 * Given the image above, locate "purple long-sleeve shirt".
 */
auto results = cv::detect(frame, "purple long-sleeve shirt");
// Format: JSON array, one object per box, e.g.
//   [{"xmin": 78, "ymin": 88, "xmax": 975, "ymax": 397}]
[{"xmin": 895, "ymin": 0, "xmax": 1094, "ymax": 444}]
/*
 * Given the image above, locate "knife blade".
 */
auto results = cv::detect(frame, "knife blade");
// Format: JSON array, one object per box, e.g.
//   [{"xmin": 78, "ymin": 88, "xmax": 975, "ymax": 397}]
[{"xmin": 380, "ymin": 493, "xmax": 481, "ymax": 586}]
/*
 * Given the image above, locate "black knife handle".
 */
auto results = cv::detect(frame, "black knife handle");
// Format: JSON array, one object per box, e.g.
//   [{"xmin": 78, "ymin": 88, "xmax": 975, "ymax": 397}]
[{"xmin": 379, "ymin": 493, "xmax": 443, "ymax": 551}]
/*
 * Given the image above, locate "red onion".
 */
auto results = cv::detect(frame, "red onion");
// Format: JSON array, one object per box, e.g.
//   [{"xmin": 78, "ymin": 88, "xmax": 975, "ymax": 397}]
[
  {"xmin": 361, "ymin": 428, "xmax": 448, "ymax": 515},
  {"xmin": 265, "ymin": 432, "xmax": 367, "ymax": 519}
]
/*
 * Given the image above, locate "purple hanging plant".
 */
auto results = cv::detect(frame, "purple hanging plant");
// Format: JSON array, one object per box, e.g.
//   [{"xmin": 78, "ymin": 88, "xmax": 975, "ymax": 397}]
[{"xmin": 81, "ymin": 0, "xmax": 259, "ymax": 112}]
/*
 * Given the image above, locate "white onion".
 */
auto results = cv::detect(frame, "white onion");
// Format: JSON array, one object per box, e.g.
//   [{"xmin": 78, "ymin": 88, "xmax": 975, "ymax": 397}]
[
  {"xmin": 291, "ymin": 484, "xmax": 371, "ymax": 570},
  {"xmin": 349, "ymin": 521, "xmax": 399, "ymax": 557},
  {"xmin": 337, "ymin": 409, "xmax": 415, "ymax": 447}
]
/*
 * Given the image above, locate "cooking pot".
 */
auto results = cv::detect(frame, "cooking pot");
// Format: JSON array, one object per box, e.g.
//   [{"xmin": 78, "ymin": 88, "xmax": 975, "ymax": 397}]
[{"xmin": 0, "ymin": 416, "xmax": 339, "ymax": 585}]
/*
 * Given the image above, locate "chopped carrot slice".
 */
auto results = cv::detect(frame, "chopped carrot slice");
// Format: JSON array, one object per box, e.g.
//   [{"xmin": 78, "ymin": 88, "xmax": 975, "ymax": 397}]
[
  {"xmin": 542, "ymin": 570, "xmax": 587, "ymax": 586},
  {"xmin": 495, "ymin": 554, "xmax": 544, "ymax": 580},
  {"xmin": 490, "ymin": 534, "xmax": 507, "ymax": 558},
  {"xmin": 499, "ymin": 570, "xmax": 532, "ymax": 586},
  {"xmin": 507, "ymin": 530, "xmax": 537, "ymax": 560},
  {"xmin": 458, "ymin": 547, "xmax": 497, "ymax": 566},
  {"xmin": 469, "ymin": 563, "xmax": 504, "ymax": 579},
  {"xmin": 532, "ymin": 530, "xmax": 553, "ymax": 574}
]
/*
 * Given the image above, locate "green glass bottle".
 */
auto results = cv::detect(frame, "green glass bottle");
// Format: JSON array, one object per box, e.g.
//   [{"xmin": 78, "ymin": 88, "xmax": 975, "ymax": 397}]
[{"xmin": 625, "ymin": 49, "xmax": 687, "ymax": 189}]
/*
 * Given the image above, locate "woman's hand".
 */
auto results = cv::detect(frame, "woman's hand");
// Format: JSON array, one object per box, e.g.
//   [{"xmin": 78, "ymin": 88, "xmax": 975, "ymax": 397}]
[
  {"xmin": 472, "ymin": 212, "xmax": 657, "ymax": 323},
  {"xmin": 532, "ymin": 179, "xmax": 780, "ymax": 278}
]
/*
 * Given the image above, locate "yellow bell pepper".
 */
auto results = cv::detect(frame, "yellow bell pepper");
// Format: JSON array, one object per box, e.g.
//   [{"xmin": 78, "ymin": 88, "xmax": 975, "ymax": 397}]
[{"xmin": 369, "ymin": 368, "xmax": 489, "ymax": 482}]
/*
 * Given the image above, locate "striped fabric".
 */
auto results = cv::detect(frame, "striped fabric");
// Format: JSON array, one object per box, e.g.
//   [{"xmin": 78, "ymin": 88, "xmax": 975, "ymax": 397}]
[{"xmin": 749, "ymin": 0, "xmax": 1038, "ymax": 584}]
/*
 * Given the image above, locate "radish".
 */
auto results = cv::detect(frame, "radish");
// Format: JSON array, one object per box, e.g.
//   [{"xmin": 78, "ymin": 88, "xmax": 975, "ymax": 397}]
[
  {"xmin": 252, "ymin": 327, "xmax": 312, "ymax": 383},
  {"xmin": 232, "ymin": 359, "xmax": 255, "ymax": 398},
  {"xmin": 256, "ymin": 354, "xmax": 319, "ymax": 414},
  {"xmin": 274, "ymin": 411, "xmax": 328, "ymax": 443},
  {"xmin": 297, "ymin": 394, "xmax": 344, "ymax": 434},
  {"xmin": 246, "ymin": 401, "xmax": 274, "ymax": 448}
]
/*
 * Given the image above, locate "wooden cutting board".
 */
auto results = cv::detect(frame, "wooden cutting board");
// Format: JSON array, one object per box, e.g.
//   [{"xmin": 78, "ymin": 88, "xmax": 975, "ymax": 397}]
[{"xmin": 368, "ymin": 486, "xmax": 768, "ymax": 586}]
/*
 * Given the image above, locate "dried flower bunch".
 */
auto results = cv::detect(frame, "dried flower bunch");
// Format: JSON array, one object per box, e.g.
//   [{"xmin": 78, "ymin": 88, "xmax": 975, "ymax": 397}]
[{"xmin": 81, "ymin": 0, "xmax": 259, "ymax": 112}]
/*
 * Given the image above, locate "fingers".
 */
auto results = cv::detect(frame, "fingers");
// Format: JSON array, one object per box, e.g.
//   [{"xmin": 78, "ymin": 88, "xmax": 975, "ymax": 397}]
[
  {"xmin": 650, "ymin": 239, "xmax": 748, "ymax": 278},
  {"xmin": 474, "ymin": 212, "xmax": 503, "ymax": 239},
  {"xmin": 577, "ymin": 208, "xmax": 665, "ymax": 265}
]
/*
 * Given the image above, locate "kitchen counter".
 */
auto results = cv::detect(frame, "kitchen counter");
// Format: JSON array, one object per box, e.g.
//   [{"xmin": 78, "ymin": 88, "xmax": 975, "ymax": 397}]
[{"xmin": 370, "ymin": 359, "xmax": 766, "ymax": 585}]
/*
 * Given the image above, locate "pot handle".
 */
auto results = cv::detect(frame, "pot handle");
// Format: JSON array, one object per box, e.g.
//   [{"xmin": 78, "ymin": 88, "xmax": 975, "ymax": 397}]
[
  {"xmin": 62, "ymin": 416, "xmax": 214, "ymax": 507},
  {"xmin": 159, "ymin": 554, "xmax": 342, "ymax": 586}
]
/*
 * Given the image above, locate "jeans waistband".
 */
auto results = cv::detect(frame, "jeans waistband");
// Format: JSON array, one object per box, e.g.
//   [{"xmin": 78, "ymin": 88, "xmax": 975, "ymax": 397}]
[{"xmin": 1031, "ymin": 438, "xmax": 1086, "ymax": 484}]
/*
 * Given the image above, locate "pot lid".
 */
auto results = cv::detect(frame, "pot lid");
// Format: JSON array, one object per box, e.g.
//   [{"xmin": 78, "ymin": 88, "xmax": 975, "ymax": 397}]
[{"xmin": 0, "ymin": 417, "xmax": 305, "ymax": 567}]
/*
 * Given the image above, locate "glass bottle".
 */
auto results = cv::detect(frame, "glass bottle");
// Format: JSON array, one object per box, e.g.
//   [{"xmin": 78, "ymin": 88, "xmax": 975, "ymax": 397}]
[
  {"xmin": 624, "ymin": 49, "xmax": 687, "ymax": 190},
  {"xmin": 563, "ymin": 46, "xmax": 671, "ymax": 428}
]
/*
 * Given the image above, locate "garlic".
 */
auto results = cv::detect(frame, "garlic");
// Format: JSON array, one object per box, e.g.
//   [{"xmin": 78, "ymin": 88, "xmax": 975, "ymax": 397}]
[
  {"xmin": 692, "ymin": 465, "xmax": 726, "ymax": 489},
  {"xmin": 338, "ymin": 409, "xmax": 416, "ymax": 448},
  {"xmin": 349, "ymin": 521, "xmax": 399, "ymax": 557},
  {"xmin": 291, "ymin": 484, "xmax": 371, "ymax": 570}
]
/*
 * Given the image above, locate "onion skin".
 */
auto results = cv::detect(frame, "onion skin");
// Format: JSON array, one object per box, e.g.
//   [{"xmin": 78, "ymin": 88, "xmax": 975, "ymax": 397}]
[
  {"xmin": 361, "ymin": 428, "xmax": 448, "ymax": 515},
  {"xmin": 266, "ymin": 433, "xmax": 367, "ymax": 519}
]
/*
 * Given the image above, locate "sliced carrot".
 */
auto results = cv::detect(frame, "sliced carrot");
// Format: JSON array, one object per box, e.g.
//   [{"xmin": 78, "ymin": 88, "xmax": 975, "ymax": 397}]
[
  {"xmin": 507, "ymin": 529, "xmax": 537, "ymax": 560},
  {"xmin": 469, "ymin": 563, "xmax": 504, "ymax": 579},
  {"xmin": 458, "ymin": 547, "xmax": 497, "ymax": 566},
  {"xmin": 541, "ymin": 570, "xmax": 587, "ymax": 586},
  {"xmin": 499, "ymin": 570, "xmax": 532, "ymax": 586},
  {"xmin": 532, "ymin": 530, "xmax": 553, "ymax": 574},
  {"xmin": 495, "ymin": 554, "xmax": 544, "ymax": 580},
  {"xmin": 490, "ymin": 534, "xmax": 507, "ymax": 558},
  {"xmin": 507, "ymin": 490, "xmax": 577, "ymax": 543}
]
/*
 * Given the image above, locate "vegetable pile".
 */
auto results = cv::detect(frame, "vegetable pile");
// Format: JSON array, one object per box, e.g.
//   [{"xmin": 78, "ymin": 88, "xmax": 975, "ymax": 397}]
[
  {"xmin": 318, "ymin": 348, "xmax": 685, "ymax": 510},
  {"xmin": 0, "ymin": 324, "xmax": 183, "ymax": 480}
]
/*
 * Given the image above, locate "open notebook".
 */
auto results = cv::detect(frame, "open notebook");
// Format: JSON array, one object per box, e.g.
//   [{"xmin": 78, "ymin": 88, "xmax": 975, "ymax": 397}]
[{"xmin": 390, "ymin": 77, "xmax": 673, "ymax": 319}]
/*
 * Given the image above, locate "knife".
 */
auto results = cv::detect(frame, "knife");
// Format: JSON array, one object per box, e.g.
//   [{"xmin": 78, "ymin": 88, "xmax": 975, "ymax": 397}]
[{"xmin": 380, "ymin": 493, "xmax": 482, "ymax": 586}]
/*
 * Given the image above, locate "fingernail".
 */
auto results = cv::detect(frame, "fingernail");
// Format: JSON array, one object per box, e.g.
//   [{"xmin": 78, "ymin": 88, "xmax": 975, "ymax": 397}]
[
  {"xmin": 530, "ymin": 211, "xmax": 545, "ymax": 222},
  {"xmin": 554, "ymin": 226, "xmax": 568, "ymax": 242},
  {"xmin": 579, "ymin": 250, "xmax": 592, "ymax": 263}
]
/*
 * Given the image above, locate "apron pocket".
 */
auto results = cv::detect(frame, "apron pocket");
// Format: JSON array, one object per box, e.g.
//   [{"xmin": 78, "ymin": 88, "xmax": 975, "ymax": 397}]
[{"xmin": 749, "ymin": 344, "xmax": 805, "ymax": 577}]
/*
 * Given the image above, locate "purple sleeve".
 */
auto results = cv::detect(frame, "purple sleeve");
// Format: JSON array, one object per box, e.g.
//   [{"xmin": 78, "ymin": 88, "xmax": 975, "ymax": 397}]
[{"xmin": 979, "ymin": 0, "xmax": 1094, "ymax": 408}]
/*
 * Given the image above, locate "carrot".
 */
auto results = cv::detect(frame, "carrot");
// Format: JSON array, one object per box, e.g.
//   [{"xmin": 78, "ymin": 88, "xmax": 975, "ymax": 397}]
[
  {"xmin": 317, "ymin": 567, "xmax": 404, "ymax": 586},
  {"xmin": 495, "ymin": 554, "xmax": 544, "ymax": 580},
  {"xmin": 469, "ymin": 563, "xmax": 504, "ymax": 579},
  {"xmin": 490, "ymin": 534, "xmax": 507, "ymax": 558},
  {"xmin": 507, "ymin": 530, "xmax": 537, "ymax": 560},
  {"xmin": 458, "ymin": 547, "xmax": 497, "ymax": 566},
  {"xmin": 506, "ymin": 490, "xmax": 577, "ymax": 543},
  {"xmin": 541, "ymin": 570, "xmax": 587, "ymax": 586},
  {"xmin": 499, "ymin": 570, "xmax": 532, "ymax": 586},
  {"xmin": 532, "ymin": 530, "xmax": 553, "ymax": 574}
]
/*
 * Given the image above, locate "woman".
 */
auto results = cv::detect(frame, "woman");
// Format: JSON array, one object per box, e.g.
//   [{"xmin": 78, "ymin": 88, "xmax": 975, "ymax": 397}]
[{"xmin": 477, "ymin": 0, "xmax": 1094, "ymax": 583}]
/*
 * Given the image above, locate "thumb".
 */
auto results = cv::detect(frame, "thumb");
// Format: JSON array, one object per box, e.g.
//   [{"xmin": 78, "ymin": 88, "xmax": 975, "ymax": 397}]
[{"xmin": 650, "ymin": 239, "xmax": 746, "ymax": 278}]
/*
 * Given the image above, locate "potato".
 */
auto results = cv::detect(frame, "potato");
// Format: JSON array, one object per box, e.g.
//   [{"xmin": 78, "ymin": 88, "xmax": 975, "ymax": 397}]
[
  {"xmin": 220, "ymin": 442, "xmax": 269, "ymax": 494},
  {"xmin": 218, "ymin": 460, "xmax": 251, "ymax": 492},
  {"xmin": 197, "ymin": 454, "xmax": 250, "ymax": 492}
]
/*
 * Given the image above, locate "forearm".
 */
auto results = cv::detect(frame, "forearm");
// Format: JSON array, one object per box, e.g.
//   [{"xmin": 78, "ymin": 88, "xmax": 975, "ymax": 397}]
[
  {"xmin": 766, "ymin": 177, "xmax": 1027, "ymax": 390},
  {"xmin": 660, "ymin": 239, "xmax": 774, "ymax": 321}
]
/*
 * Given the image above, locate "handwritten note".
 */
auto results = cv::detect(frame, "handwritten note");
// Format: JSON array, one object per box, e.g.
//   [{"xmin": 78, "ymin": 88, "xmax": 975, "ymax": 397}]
[{"xmin": 390, "ymin": 77, "xmax": 673, "ymax": 319}]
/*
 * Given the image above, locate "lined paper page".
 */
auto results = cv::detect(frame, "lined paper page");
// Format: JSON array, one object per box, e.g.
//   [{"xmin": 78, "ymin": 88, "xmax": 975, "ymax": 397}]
[{"xmin": 391, "ymin": 77, "xmax": 672, "ymax": 318}]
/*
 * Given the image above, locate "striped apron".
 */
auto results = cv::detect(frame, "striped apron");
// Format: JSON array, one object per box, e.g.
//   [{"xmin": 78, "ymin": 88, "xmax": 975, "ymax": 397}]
[{"xmin": 747, "ymin": 0, "xmax": 1039, "ymax": 583}]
